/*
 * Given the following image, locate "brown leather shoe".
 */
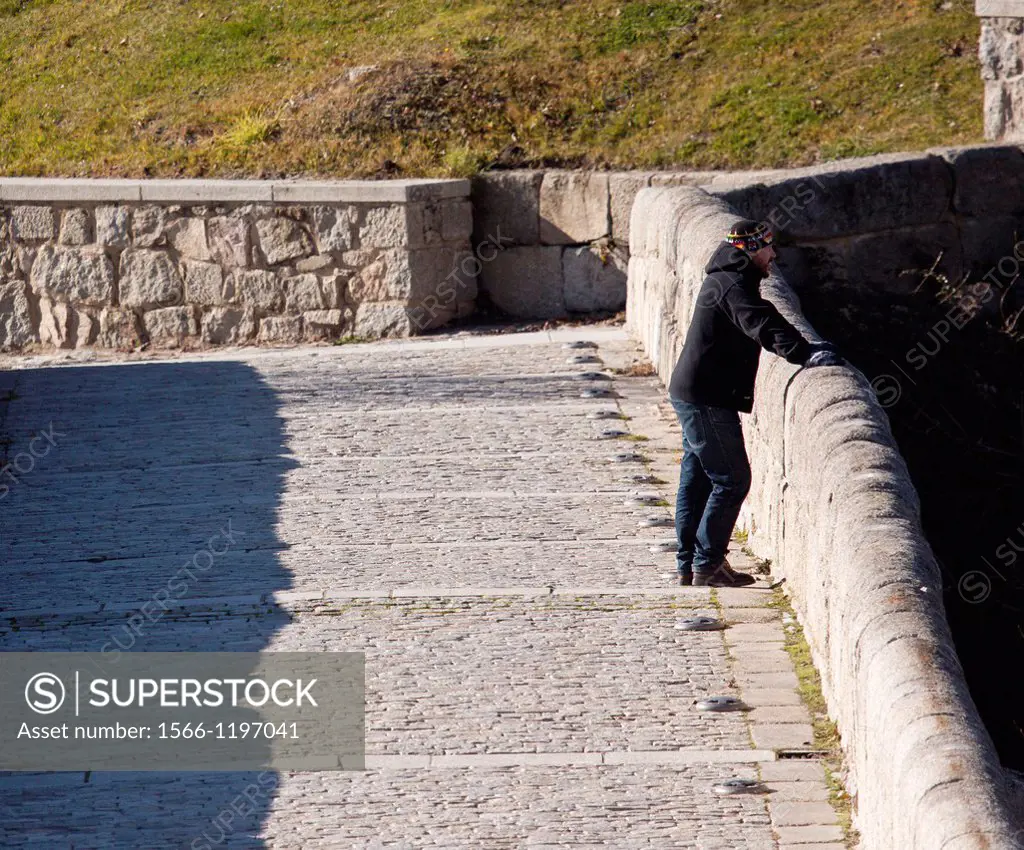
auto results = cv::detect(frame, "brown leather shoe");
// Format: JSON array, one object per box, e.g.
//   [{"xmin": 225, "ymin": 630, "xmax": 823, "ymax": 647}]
[{"xmin": 692, "ymin": 558, "xmax": 756, "ymax": 587}]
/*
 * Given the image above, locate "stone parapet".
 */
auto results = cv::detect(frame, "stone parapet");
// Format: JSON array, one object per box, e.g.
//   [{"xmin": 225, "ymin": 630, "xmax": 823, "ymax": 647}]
[
  {"xmin": 627, "ymin": 183, "xmax": 1021, "ymax": 850},
  {"xmin": 978, "ymin": 1, "xmax": 1024, "ymax": 139},
  {"xmin": 0, "ymin": 179, "xmax": 473, "ymax": 350}
]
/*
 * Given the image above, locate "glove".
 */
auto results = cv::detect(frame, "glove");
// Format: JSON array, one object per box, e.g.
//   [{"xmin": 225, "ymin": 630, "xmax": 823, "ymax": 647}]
[{"xmin": 805, "ymin": 350, "xmax": 846, "ymax": 368}]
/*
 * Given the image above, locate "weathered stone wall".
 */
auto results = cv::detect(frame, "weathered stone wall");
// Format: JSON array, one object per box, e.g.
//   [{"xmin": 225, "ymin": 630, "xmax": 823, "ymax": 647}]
[
  {"xmin": 0, "ymin": 178, "xmax": 473, "ymax": 351},
  {"xmin": 978, "ymin": 1, "xmax": 1024, "ymax": 140},
  {"xmin": 627, "ymin": 184, "xmax": 1021, "ymax": 849},
  {"xmin": 715, "ymin": 147, "xmax": 1024, "ymax": 312},
  {"xmin": 469, "ymin": 170, "xmax": 736, "ymax": 318},
  {"xmin": 469, "ymin": 161, "xmax": 951, "ymax": 322}
]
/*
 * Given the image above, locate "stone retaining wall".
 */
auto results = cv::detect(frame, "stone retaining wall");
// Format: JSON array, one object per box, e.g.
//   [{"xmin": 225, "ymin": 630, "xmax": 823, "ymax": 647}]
[
  {"xmin": 627, "ymin": 184, "xmax": 1021, "ymax": 849},
  {"xmin": 0, "ymin": 178, "xmax": 473, "ymax": 351},
  {"xmin": 469, "ymin": 170, "xmax": 737, "ymax": 318},
  {"xmin": 978, "ymin": 0, "xmax": 1024, "ymax": 141},
  {"xmin": 716, "ymin": 146, "xmax": 1024, "ymax": 315}
]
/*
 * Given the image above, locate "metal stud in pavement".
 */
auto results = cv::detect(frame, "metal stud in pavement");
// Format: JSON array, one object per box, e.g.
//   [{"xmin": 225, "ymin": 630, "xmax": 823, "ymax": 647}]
[
  {"xmin": 638, "ymin": 516, "xmax": 674, "ymax": 528},
  {"xmin": 600, "ymin": 429, "xmax": 629, "ymax": 439},
  {"xmin": 581, "ymin": 389, "xmax": 614, "ymax": 399},
  {"xmin": 609, "ymin": 453, "xmax": 645, "ymax": 463},
  {"xmin": 624, "ymin": 495, "xmax": 662, "ymax": 506},
  {"xmin": 648, "ymin": 542, "xmax": 675, "ymax": 553},
  {"xmin": 563, "ymin": 340, "xmax": 597, "ymax": 350},
  {"xmin": 576, "ymin": 371, "xmax": 611, "ymax": 381},
  {"xmin": 631, "ymin": 474, "xmax": 660, "ymax": 484},
  {"xmin": 711, "ymin": 778, "xmax": 767, "ymax": 796},
  {"xmin": 567, "ymin": 355, "xmax": 601, "ymax": 365},
  {"xmin": 675, "ymin": 616, "xmax": 726, "ymax": 631},
  {"xmin": 589, "ymin": 410, "xmax": 623, "ymax": 420},
  {"xmin": 695, "ymin": 696, "xmax": 749, "ymax": 712}
]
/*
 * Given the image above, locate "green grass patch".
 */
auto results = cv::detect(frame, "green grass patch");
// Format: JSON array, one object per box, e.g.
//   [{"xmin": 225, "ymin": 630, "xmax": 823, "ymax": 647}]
[{"xmin": 0, "ymin": 0, "xmax": 983, "ymax": 176}]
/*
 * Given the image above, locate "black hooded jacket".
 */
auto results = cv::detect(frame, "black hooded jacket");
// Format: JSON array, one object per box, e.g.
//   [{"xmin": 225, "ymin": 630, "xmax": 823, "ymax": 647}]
[{"xmin": 668, "ymin": 243, "xmax": 812, "ymax": 413}]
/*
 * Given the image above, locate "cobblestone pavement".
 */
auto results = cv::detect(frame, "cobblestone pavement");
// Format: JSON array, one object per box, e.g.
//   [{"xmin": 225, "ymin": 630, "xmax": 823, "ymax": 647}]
[{"xmin": 0, "ymin": 328, "xmax": 845, "ymax": 848}]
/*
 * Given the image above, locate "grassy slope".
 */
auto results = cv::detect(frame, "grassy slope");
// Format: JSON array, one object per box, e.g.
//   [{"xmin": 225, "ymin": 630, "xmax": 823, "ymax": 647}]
[{"xmin": 0, "ymin": 0, "xmax": 981, "ymax": 178}]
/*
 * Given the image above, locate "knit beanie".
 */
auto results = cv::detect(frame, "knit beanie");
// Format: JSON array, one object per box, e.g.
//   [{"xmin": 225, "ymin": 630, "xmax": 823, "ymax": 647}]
[{"xmin": 725, "ymin": 219, "xmax": 774, "ymax": 253}]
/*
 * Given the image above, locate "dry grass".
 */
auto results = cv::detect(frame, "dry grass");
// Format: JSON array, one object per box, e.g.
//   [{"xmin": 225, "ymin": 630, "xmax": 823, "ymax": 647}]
[{"xmin": 0, "ymin": 0, "xmax": 981, "ymax": 177}]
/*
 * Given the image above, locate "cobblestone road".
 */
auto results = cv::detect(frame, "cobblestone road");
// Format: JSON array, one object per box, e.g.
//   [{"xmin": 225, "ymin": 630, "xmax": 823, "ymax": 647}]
[{"xmin": 0, "ymin": 327, "xmax": 844, "ymax": 848}]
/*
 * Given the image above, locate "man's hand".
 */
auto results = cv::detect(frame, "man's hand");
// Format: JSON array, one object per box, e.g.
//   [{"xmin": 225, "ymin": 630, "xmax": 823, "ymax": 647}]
[{"xmin": 804, "ymin": 348, "xmax": 846, "ymax": 368}]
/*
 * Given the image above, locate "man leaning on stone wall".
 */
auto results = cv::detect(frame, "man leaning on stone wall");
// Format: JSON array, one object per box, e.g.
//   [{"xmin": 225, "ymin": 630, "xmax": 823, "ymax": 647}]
[{"xmin": 668, "ymin": 219, "xmax": 845, "ymax": 587}]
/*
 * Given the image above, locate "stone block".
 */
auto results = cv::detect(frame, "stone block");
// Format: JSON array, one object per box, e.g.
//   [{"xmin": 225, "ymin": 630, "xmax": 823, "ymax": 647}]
[
  {"xmin": 16, "ymin": 245, "xmax": 34, "ymax": 276},
  {"xmin": 609, "ymin": 172, "xmax": 653, "ymax": 245},
  {"xmin": 765, "ymin": 781, "xmax": 831, "ymax": 802},
  {"xmin": 751, "ymin": 722, "xmax": 815, "ymax": 750},
  {"xmin": 30, "ymin": 244, "xmax": 115, "ymax": 306},
  {"xmin": 773, "ymin": 241, "xmax": 849, "ymax": 295},
  {"xmin": 345, "ymin": 250, "xmax": 404, "ymax": 302},
  {"xmin": 937, "ymin": 146, "xmax": 1024, "ymax": 216},
  {"xmin": 747, "ymin": 705, "xmax": 812, "ymax": 724},
  {"xmin": 311, "ymin": 206, "xmax": 355, "ymax": 253},
  {"xmin": 980, "ymin": 17, "xmax": 1024, "ymax": 82},
  {"xmin": 11, "ymin": 206, "xmax": 54, "ymax": 241},
  {"xmin": 846, "ymin": 223, "xmax": 962, "ymax": 297},
  {"xmin": 983, "ymin": 80, "xmax": 1012, "ymax": 142},
  {"xmin": 344, "ymin": 247, "xmax": 463, "ymax": 307},
  {"xmin": 322, "ymin": 270, "xmax": 350, "ymax": 307},
  {"xmin": 118, "ymin": 249, "xmax": 183, "ymax": 308},
  {"xmin": 132, "ymin": 206, "xmax": 167, "ymax": 247},
  {"xmin": 359, "ymin": 205, "xmax": 412, "ymax": 248},
  {"xmin": 95, "ymin": 206, "xmax": 129, "ymax": 247},
  {"xmin": 539, "ymin": 172, "xmax": 610, "ymax": 244},
  {"xmin": 650, "ymin": 171, "xmax": 724, "ymax": 186},
  {"xmin": 200, "ymin": 306, "xmax": 256, "ymax": 344},
  {"xmin": 257, "ymin": 315, "xmax": 303, "ymax": 344},
  {"xmin": 183, "ymin": 261, "xmax": 228, "ymax": 306},
  {"xmin": 959, "ymin": 216, "xmax": 1024, "ymax": 287},
  {"xmin": 256, "ymin": 216, "xmax": 314, "ymax": 265},
  {"xmin": 0, "ymin": 281, "xmax": 35, "ymax": 349},
  {"xmin": 233, "ymin": 269, "xmax": 284, "ymax": 313},
  {"xmin": 718, "ymin": 154, "xmax": 954, "ymax": 240},
  {"xmin": 471, "ymin": 171, "xmax": 543, "ymax": 246},
  {"xmin": 97, "ymin": 307, "xmax": 142, "ymax": 349},
  {"xmin": 441, "ymin": 199, "xmax": 473, "ymax": 243},
  {"xmin": 168, "ymin": 217, "xmax": 212, "ymax": 261},
  {"xmin": 142, "ymin": 306, "xmax": 198, "ymax": 347},
  {"xmin": 770, "ymin": 802, "xmax": 840, "ymax": 827},
  {"xmin": 353, "ymin": 301, "xmax": 412, "ymax": 338},
  {"xmin": 285, "ymin": 273, "xmax": 331, "ymax": 312},
  {"xmin": 58, "ymin": 209, "xmax": 91, "ymax": 246},
  {"xmin": 403, "ymin": 250, "xmax": 476, "ymax": 331},
  {"xmin": 294, "ymin": 254, "xmax": 333, "ymax": 273},
  {"xmin": 208, "ymin": 215, "xmax": 250, "ymax": 267},
  {"xmin": 480, "ymin": 245, "xmax": 566, "ymax": 318},
  {"xmin": 759, "ymin": 761, "xmax": 827, "ymax": 782},
  {"xmin": 562, "ymin": 244, "xmax": 627, "ymax": 313},
  {"xmin": 302, "ymin": 308, "xmax": 347, "ymax": 341},
  {"xmin": 739, "ymin": 688, "xmax": 804, "ymax": 708},
  {"xmin": 75, "ymin": 309, "xmax": 98, "ymax": 348},
  {"xmin": 38, "ymin": 297, "xmax": 72, "ymax": 348},
  {"xmin": 773, "ymin": 825, "xmax": 844, "ymax": 844}
]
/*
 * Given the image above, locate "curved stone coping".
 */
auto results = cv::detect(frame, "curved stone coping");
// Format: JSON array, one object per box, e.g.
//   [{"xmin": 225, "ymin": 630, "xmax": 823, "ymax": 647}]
[
  {"xmin": 626, "ymin": 184, "xmax": 1021, "ymax": 849},
  {"xmin": 0, "ymin": 177, "xmax": 469, "ymax": 204}
]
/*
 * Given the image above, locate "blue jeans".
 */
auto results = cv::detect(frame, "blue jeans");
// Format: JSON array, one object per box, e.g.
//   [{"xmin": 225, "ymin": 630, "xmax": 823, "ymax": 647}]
[{"xmin": 670, "ymin": 399, "xmax": 752, "ymax": 576}]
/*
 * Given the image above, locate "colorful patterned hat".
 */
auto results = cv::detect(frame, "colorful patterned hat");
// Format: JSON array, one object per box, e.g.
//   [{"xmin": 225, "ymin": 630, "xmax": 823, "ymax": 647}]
[{"xmin": 726, "ymin": 219, "xmax": 774, "ymax": 253}]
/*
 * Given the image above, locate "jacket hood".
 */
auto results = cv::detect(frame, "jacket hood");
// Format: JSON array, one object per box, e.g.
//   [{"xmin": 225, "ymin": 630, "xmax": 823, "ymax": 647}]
[{"xmin": 704, "ymin": 242, "xmax": 754, "ymax": 277}]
